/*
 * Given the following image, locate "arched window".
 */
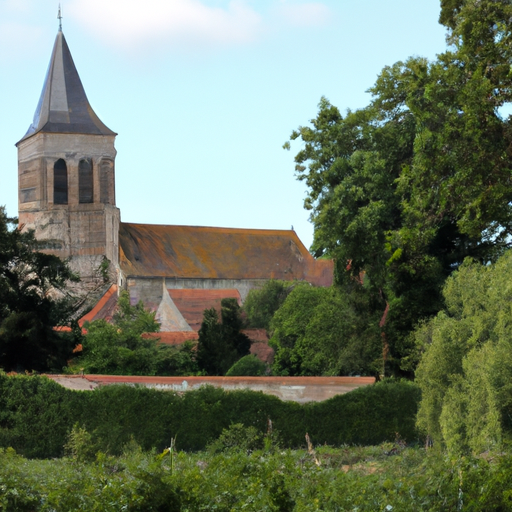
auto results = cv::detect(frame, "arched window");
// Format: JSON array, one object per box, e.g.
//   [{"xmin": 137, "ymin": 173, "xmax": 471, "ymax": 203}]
[
  {"xmin": 79, "ymin": 158, "xmax": 93, "ymax": 203},
  {"xmin": 53, "ymin": 159, "xmax": 68, "ymax": 204}
]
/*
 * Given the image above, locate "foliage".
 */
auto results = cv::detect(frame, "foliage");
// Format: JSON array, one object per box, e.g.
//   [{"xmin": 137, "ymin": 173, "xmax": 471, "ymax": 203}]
[
  {"xmin": 3, "ymin": 443, "xmax": 512, "ymax": 511},
  {"xmin": 269, "ymin": 284, "xmax": 382, "ymax": 376},
  {"xmin": 64, "ymin": 423, "xmax": 97, "ymax": 463},
  {"xmin": 0, "ymin": 373, "xmax": 75, "ymax": 458},
  {"xmin": 285, "ymin": 0, "xmax": 512, "ymax": 374},
  {"xmin": 306, "ymin": 379, "xmax": 421, "ymax": 446},
  {"xmin": 226, "ymin": 354, "xmax": 267, "ymax": 376},
  {"xmin": 0, "ymin": 207, "xmax": 79, "ymax": 372},
  {"xmin": 207, "ymin": 423, "xmax": 262, "ymax": 453},
  {"xmin": 0, "ymin": 373, "xmax": 420, "ymax": 458},
  {"xmin": 155, "ymin": 341, "xmax": 200, "ymax": 376},
  {"xmin": 75, "ymin": 290, "xmax": 163, "ymax": 375},
  {"xmin": 196, "ymin": 298, "xmax": 250, "ymax": 375},
  {"xmin": 243, "ymin": 279, "xmax": 294, "ymax": 330},
  {"xmin": 416, "ymin": 251, "xmax": 512, "ymax": 454}
]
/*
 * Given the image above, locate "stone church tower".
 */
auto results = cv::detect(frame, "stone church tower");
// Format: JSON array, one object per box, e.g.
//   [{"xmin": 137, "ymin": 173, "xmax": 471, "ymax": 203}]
[{"xmin": 16, "ymin": 27, "xmax": 119, "ymax": 279}]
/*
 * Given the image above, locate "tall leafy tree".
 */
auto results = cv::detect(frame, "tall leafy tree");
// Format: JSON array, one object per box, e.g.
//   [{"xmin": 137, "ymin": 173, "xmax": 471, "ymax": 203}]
[
  {"xmin": 243, "ymin": 279, "xmax": 295, "ymax": 331},
  {"xmin": 196, "ymin": 298, "xmax": 250, "ymax": 375},
  {"xmin": 269, "ymin": 284, "xmax": 382, "ymax": 377},
  {"xmin": 286, "ymin": 0, "xmax": 512, "ymax": 373},
  {"xmin": 0, "ymin": 207, "xmax": 78, "ymax": 371}
]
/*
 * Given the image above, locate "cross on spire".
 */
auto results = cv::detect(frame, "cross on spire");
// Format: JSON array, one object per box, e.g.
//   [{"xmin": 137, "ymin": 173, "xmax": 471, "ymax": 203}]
[{"xmin": 58, "ymin": 4, "xmax": 63, "ymax": 31}]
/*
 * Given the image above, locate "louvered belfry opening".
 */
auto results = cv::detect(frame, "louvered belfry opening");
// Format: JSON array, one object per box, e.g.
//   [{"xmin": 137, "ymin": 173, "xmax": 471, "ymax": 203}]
[
  {"xmin": 54, "ymin": 159, "xmax": 68, "ymax": 204},
  {"xmin": 79, "ymin": 158, "xmax": 94, "ymax": 203},
  {"xmin": 100, "ymin": 159, "xmax": 113, "ymax": 204}
]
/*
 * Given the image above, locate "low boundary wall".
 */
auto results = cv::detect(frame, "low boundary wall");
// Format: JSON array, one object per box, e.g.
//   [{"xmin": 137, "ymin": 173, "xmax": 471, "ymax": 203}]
[{"xmin": 46, "ymin": 375, "xmax": 376, "ymax": 403}]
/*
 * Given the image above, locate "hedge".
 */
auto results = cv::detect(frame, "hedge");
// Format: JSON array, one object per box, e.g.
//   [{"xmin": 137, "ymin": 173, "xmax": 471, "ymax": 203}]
[{"xmin": 0, "ymin": 374, "xmax": 420, "ymax": 458}]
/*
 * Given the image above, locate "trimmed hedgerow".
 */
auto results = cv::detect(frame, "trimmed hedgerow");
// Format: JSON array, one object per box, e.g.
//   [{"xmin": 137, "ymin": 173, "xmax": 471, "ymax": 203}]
[
  {"xmin": 0, "ymin": 374, "xmax": 420, "ymax": 458},
  {"xmin": 305, "ymin": 379, "xmax": 421, "ymax": 446}
]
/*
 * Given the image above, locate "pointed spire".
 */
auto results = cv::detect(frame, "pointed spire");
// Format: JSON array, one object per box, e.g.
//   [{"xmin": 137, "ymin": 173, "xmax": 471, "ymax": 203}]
[{"xmin": 17, "ymin": 30, "xmax": 116, "ymax": 145}]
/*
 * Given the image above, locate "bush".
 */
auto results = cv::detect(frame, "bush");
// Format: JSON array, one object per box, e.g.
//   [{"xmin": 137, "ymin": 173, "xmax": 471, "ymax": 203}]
[
  {"xmin": 226, "ymin": 355, "xmax": 267, "ymax": 376},
  {"xmin": 207, "ymin": 423, "xmax": 262, "ymax": 453}
]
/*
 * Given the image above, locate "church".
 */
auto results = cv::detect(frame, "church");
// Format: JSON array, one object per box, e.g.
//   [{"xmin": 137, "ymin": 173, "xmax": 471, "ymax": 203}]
[{"xmin": 16, "ymin": 27, "xmax": 333, "ymax": 335}]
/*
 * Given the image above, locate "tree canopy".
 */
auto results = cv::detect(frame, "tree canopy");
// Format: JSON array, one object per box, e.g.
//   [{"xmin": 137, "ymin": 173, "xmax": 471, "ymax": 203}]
[
  {"xmin": 75, "ymin": 291, "xmax": 199, "ymax": 376},
  {"xmin": 416, "ymin": 251, "xmax": 512, "ymax": 455},
  {"xmin": 196, "ymin": 298, "xmax": 250, "ymax": 376},
  {"xmin": 269, "ymin": 284, "xmax": 382, "ymax": 377},
  {"xmin": 285, "ymin": 0, "xmax": 512, "ymax": 373},
  {"xmin": 0, "ymin": 207, "xmax": 78, "ymax": 372},
  {"xmin": 76, "ymin": 291, "xmax": 160, "ymax": 375},
  {"xmin": 243, "ymin": 280, "xmax": 295, "ymax": 331}
]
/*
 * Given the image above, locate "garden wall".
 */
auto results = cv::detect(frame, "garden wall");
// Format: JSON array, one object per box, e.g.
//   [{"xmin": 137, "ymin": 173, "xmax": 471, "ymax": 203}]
[{"xmin": 47, "ymin": 375, "xmax": 375, "ymax": 403}]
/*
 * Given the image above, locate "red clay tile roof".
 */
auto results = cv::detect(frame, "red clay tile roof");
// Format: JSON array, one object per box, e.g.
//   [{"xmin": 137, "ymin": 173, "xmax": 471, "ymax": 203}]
[
  {"xmin": 168, "ymin": 289, "xmax": 241, "ymax": 331},
  {"xmin": 79, "ymin": 284, "xmax": 118, "ymax": 327},
  {"xmin": 142, "ymin": 331, "xmax": 199, "ymax": 346},
  {"xmin": 119, "ymin": 223, "xmax": 333, "ymax": 285}
]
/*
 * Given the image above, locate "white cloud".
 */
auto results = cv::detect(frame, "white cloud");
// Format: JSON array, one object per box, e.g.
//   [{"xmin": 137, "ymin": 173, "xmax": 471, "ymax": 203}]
[
  {"xmin": 276, "ymin": 2, "xmax": 330, "ymax": 27},
  {"xmin": 66, "ymin": 0, "xmax": 263, "ymax": 51}
]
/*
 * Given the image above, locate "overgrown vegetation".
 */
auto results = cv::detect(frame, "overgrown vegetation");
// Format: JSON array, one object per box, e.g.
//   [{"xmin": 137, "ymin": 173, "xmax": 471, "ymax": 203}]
[
  {"xmin": 2, "ymin": 442, "xmax": 512, "ymax": 511},
  {"xmin": 416, "ymin": 251, "xmax": 512, "ymax": 455},
  {"xmin": 243, "ymin": 279, "xmax": 294, "ymax": 330},
  {"xmin": 269, "ymin": 283, "xmax": 382, "ymax": 377},
  {"xmin": 225, "ymin": 354, "xmax": 267, "ymax": 376}
]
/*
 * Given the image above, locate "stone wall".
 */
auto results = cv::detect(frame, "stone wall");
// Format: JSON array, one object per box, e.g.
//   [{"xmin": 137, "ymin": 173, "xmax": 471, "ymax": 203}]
[{"xmin": 47, "ymin": 375, "xmax": 376, "ymax": 403}]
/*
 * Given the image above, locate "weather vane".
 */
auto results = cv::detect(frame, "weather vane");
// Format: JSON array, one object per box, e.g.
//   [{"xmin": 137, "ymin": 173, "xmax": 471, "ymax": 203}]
[{"xmin": 58, "ymin": 4, "xmax": 63, "ymax": 31}]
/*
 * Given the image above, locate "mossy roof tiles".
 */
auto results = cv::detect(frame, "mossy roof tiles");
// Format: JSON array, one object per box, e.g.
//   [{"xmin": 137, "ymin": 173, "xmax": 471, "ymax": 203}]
[{"xmin": 119, "ymin": 222, "xmax": 333, "ymax": 285}]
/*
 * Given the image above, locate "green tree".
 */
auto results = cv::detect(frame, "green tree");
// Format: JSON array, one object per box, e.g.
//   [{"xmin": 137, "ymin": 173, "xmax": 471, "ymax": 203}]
[
  {"xmin": 416, "ymin": 251, "xmax": 512, "ymax": 454},
  {"xmin": 196, "ymin": 298, "xmax": 250, "ymax": 375},
  {"xmin": 156, "ymin": 341, "xmax": 200, "ymax": 376},
  {"xmin": 269, "ymin": 284, "xmax": 381, "ymax": 376},
  {"xmin": 286, "ymin": 0, "xmax": 512, "ymax": 373},
  {"xmin": 0, "ymin": 207, "xmax": 78, "ymax": 372},
  {"xmin": 77, "ymin": 290, "xmax": 161, "ymax": 375},
  {"xmin": 243, "ymin": 280, "xmax": 294, "ymax": 330}
]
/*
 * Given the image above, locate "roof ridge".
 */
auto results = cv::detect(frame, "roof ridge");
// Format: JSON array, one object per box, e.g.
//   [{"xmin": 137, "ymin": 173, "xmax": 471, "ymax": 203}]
[{"xmin": 120, "ymin": 221, "xmax": 297, "ymax": 235}]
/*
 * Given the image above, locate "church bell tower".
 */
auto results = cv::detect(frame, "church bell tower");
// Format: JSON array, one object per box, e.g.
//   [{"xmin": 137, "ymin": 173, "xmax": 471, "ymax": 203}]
[{"xmin": 16, "ymin": 25, "xmax": 120, "ymax": 278}]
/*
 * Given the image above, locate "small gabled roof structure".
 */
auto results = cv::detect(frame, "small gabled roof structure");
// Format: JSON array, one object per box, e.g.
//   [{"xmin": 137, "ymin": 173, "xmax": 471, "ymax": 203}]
[
  {"xmin": 17, "ymin": 29, "xmax": 115, "ymax": 145},
  {"xmin": 119, "ymin": 222, "xmax": 333, "ymax": 286}
]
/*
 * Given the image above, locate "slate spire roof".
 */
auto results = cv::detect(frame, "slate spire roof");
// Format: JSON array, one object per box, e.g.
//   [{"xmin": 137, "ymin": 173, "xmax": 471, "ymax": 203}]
[{"xmin": 17, "ymin": 29, "xmax": 115, "ymax": 144}]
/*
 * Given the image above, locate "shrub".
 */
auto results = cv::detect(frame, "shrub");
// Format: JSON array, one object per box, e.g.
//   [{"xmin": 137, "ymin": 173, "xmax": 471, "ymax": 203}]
[{"xmin": 226, "ymin": 354, "xmax": 267, "ymax": 376}]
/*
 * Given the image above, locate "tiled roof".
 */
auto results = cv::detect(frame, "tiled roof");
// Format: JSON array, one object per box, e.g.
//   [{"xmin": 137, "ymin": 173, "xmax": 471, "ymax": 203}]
[
  {"xmin": 119, "ymin": 223, "xmax": 333, "ymax": 285},
  {"xmin": 168, "ymin": 289, "xmax": 241, "ymax": 331},
  {"xmin": 79, "ymin": 284, "xmax": 118, "ymax": 326},
  {"xmin": 142, "ymin": 331, "xmax": 199, "ymax": 346}
]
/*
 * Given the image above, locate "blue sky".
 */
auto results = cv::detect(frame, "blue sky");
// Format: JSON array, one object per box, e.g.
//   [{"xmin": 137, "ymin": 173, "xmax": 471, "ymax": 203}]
[{"xmin": 0, "ymin": 0, "xmax": 448, "ymax": 249}]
